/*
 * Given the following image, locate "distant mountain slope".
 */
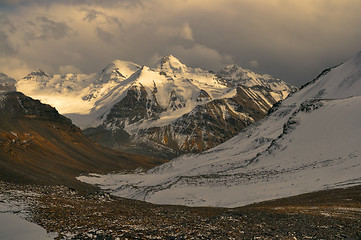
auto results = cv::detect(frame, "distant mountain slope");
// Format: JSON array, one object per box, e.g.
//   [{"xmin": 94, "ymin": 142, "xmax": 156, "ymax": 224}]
[
  {"xmin": 0, "ymin": 73, "xmax": 16, "ymax": 92},
  {"xmin": 0, "ymin": 91, "xmax": 165, "ymax": 190},
  {"xmin": 16, "ymin": 55, "xmax": 296, "ymax": 158},
  {"xmin": 78, "ymin": 51, "xmax": 361, "ymax": 207}
]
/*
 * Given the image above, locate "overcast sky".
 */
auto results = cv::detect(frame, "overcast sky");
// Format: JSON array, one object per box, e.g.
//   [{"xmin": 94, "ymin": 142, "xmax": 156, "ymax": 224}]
[{"xmin": 0, "ymin": 0, "xmax": 360, "ymax": 86}]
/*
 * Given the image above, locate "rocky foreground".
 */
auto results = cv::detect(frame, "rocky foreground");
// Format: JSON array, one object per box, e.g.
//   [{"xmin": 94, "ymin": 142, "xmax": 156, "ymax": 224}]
[{"xmin": 1, "ymin": 181, "xmax": 360, "ymax": 239}]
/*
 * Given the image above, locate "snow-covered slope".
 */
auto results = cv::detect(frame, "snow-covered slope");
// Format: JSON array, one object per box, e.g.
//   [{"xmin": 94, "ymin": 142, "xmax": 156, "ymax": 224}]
[
  {"xmin": 216, "ymin": 64, "xmax": 294, "ymax": 98},
  {"xmin": 16, "ymin": 55, "xmax": 295, "ymax": 158},
  {"xmin": 78, "ymin": 51, "xmax": 361, "ymax": 207}
]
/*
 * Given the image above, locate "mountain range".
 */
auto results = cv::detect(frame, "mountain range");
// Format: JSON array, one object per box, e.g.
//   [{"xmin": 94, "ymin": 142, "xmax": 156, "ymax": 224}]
[
  {"xmin": 78, "ymin": 51, "xmax": 361, "ymax": 207},
  {"xmin": 16, "ymin": 55, "xmax": 296, "ymax": 158}
]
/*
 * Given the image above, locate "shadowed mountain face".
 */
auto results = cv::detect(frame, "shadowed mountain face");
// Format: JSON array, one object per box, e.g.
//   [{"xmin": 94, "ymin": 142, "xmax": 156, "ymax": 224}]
[{"xmin": 0, "ymin": 92, "xmax": 165, "ymax": 190}]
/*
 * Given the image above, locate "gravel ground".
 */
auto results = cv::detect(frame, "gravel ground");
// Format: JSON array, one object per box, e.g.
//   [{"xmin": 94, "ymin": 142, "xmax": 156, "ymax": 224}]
[{"xmin": 1, "ymin": 181, "xmax": 360, "ymax": 239}]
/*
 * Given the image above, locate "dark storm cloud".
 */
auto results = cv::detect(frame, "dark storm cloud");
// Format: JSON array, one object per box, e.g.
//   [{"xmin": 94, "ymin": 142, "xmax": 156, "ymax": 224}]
[
  {"xmin": 0, "ymin": 14, "xmax": 15, "ymax": 33},
  {"xmin": 96, "ymin": 27, "xmax": 115, "ymax": 44},
  {"xmin": 37, "ymin": 16, "xmax": 76, "ymax": 40},
  {"xmin": 1, "ymin": 0, "xmax": 361, "ymax": 86},
  {"xmin": 80, "ymin": 8, "xmax": 123, "ymax": 28},
  {"xmin": 170, "ymin": 0, "xmax": 361, "ymax": 86},
  {"xmin": 82, "ymin": 8, "xmax": 98, "ymax": 22},
  {"xmin": 0, "ymin": 31, "xmax": 16, "ymax": 55},
  {"xmin": 0, "ymin": 14, "xmax": 17, "ymax": 55},
  {"xmin": 0, "ymin": 0, "xmax": 144, "ymax": 8},
  {"xmin": 24, "ymin": 16, "xmax": 77, "ymax": 41}
]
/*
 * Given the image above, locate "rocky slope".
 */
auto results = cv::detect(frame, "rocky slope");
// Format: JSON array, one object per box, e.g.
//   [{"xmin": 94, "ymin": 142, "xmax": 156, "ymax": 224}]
[
  {"xmin": 16, "ymin": 55, "xmax": 296, "ymax": 159},
  {"xmin": 2, "ymin": 180, "xmax": 360, "ymax": 239},
  {"xmin": 0, "ymin": 91, "xmax": 164, "ymax": 190},
  {"xmin": 79, "ymin": 51, "xmax": 361, "ymax": 207}
]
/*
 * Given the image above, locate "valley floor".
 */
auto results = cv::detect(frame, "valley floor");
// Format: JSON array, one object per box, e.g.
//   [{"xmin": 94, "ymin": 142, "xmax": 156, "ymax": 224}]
[{"xmin": 1, "ymin": 181, "xmax": 360, "ymax": 239}]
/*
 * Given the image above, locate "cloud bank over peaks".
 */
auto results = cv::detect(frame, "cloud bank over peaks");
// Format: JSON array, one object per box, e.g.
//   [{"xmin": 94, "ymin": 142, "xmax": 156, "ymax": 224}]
[{"xmin": 0, "ymin": 0, "xmax": 360, "ymax": 87}]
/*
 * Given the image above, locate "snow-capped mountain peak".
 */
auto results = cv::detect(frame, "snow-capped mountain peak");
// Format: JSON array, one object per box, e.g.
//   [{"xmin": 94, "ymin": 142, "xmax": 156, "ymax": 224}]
[
  {"xmin": 23, "ymin": 69, "xmax": 50, "ymax": 82},
  {"xmin": 97, "ymin": 60, "xmax": 141, "ymax": 84},
  {"xmin": 217, "ymin": 64, "xmax": 297, "ymax": 99},
  {"xmin": 157, "ymin": 55, "xmax": 188, "ymax": 74},
  {"xmin": 300, "ymin": 50, "xmax": 361, "ymax": 100}
]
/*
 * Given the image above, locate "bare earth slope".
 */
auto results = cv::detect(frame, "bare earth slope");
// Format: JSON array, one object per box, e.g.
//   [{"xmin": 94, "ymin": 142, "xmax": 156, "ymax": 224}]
[{"xmin": 0, "ymin": 91, "xmax": 165, "ymax": 190}]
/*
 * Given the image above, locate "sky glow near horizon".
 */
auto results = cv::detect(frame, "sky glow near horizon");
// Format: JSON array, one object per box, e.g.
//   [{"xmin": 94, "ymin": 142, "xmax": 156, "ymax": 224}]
[{"xmin": 0, "ymin": 0, "xmax": 361, "ymax": 86}]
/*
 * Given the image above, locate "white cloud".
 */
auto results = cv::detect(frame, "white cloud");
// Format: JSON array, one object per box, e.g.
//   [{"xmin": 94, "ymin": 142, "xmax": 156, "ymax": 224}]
[
  {"xmin": 180, "ymin": 23, "xmax": 193, "ymax": 41},
  {"xmin": 96, "ymin": 27, "xmax": 115, "ymax": 44},
  {"xmin": 155, "ymin": 23, "xmax": 194, "ymax": 42},
  {"xmin": 0, "ymin": 57, "xmax": 32, "ymax": 80},
  {"xmin": 58, "ymin": 65, "xmax": 82, "ymax": 74},
  {"xmin": 171, "ymin": 44, "xmax": 233, "ymax": 70}
]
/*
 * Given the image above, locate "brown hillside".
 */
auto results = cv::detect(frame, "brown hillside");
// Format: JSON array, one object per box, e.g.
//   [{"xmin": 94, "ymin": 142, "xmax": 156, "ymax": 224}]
[{"xmin": 0, "ymin": 92, "xmax": 166, "ymax": 190}]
